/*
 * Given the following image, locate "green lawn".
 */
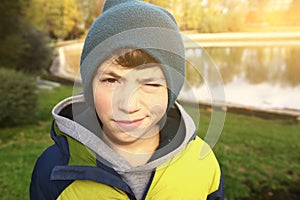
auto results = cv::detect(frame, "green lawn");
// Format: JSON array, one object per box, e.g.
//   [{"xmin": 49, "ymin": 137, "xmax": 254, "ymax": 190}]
[
  {"xmin": 0, "ymin": 84, "xmax": 73, "ymax": 200},
  {"xmin": 213, "ymin": 113, "xmax": 300, "ymax": 199},
  {"xmin": 0, "ymin": 84, "xmax": 299, "ymax": 200}
]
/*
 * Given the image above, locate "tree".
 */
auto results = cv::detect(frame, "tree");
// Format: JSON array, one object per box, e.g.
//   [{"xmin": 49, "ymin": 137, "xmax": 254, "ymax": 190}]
[
  {"xmin": 184, "ymin": 0, "xmax": 203, "ymax": 30},
  {"xmin": 47, "ymin": 0, "xmax": 84, "ymax": 39},
  {"xmin": 0, "ymin": 0, "xmax": 52, "ymax": 74},
  {"xmin": 78, "ymin": 0, "xmax": 104, "ymax": 29},
  {"xmin": 0, "ymin": 0, "xmax": 27, "ymax": 68},
  {"xmin": 25, "ymin": 0, "xmax": 48, "ymax": 32},
  {"xmin": 144, "ymin": 0, "xmax": 249, "ymax": 32},
  {"xmin": 198, "ymin": 0, "xmax": 249, "ymax": 32},
  {"xmin": 144, "ymin": 0, "xmax": 170, "ymax": 8},
  {"xmin": 288, "ymin": 0, "xmax": 300, "ymax": 25},
  {"xmin": 26, "ymin": 0, "xmax": 85, "ymax": 40},
  {"xmin": 221, "ymin": 0, "xmax": 249, "ymax": 32},
  {"xmin": 16, "ymin": 26, "xmax": 52, "ymax": 75}
]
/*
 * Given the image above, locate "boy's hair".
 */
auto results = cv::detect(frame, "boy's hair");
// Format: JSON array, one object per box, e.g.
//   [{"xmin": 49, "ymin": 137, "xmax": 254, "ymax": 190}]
[{"xmin": 114, "ymin": 49, "xmax": 159, "ymax": 68}]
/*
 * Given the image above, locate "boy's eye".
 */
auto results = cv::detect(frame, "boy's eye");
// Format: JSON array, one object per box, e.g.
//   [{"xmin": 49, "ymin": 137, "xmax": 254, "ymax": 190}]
[
  {"xmin": 101, "ymin": 78, "xmax": 120, "ymax": 86},
  {"xmin": 145, "ymin": 83, "xmax": 162, "ymax": 87},
  {"xmin": 106, "ymin": 78, "xmax": 117, "ymax": 83},
  {"xmin": 141, "ymin": 82, "xmax": 166, "ymax": 93}
]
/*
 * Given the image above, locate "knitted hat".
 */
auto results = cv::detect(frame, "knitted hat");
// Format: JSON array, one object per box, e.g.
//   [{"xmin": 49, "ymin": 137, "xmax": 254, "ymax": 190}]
[{"xmin": 80, "ymin": 0, "xmax": 186, "ymax": 110}]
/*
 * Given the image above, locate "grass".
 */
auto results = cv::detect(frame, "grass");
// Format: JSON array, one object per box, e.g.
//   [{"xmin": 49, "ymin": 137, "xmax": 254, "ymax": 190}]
[
  {"xmin": 214, "ymin": 114, "xmax": 300, "ymax": 199},
  {"xmin": 175, "ymin": 103, "xmax": 299, "ymax": 199},
  {"xmin": 0, "ymin": 84, "xmax": 299, "ymax": 200},
  {"xmin": 0, "ymin": 84, "xmax": 73, "ymax": 200}
]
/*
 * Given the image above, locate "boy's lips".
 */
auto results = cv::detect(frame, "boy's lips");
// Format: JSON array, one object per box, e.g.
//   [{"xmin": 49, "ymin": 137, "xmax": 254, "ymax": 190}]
[{"xmin": 113, "ymin": 118, "xmax": 144, "ymax": 130}]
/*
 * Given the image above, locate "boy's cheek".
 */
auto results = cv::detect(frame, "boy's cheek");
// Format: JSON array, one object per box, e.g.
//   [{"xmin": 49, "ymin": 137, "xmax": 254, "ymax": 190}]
[{"xmin": 149, "ymin": 103, "xmax": 167, "ymax": 116}]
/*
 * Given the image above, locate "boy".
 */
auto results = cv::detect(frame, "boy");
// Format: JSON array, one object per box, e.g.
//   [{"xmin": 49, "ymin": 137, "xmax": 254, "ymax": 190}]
[{"xmin": 30, "ymin": 0, "xmax": 224, "ymax": 199}]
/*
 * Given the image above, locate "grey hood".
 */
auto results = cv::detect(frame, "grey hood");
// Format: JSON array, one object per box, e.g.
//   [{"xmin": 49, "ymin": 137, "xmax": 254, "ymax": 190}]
[{"xmin": 52, "ymin": 94, "xmax": 196, "ymax": 173}]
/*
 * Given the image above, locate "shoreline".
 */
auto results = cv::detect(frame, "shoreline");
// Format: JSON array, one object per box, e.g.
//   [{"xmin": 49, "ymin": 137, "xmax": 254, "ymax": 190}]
[{"xmin": 178, "ymin": 98, "xmax": 300, "ymax": 121}]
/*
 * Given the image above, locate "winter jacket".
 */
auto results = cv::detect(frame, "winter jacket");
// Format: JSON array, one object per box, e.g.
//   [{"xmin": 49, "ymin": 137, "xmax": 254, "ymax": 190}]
[{"xmin": 30, "ymin": 95, "xmax": 224, "ymax": 200}]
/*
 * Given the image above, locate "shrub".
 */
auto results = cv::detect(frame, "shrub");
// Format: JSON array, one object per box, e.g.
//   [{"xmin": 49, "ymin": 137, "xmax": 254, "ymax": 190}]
[
  {"xmin": 0, "ymin": 68, "xmax": 38, "ymax": 126},
  {"xmin": 16, "ymin": 27, "xmax": 53, "ymax": 75},
  {"xmin": 0, "ymin": 25, "xmax": 53, "ymax": 76}
]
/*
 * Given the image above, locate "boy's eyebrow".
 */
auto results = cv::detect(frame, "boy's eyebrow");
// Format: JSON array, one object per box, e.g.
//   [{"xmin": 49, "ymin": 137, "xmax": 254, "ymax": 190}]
[{"xmin": 98, "ymin": 70, "xmax": 122, "ymax": 79}]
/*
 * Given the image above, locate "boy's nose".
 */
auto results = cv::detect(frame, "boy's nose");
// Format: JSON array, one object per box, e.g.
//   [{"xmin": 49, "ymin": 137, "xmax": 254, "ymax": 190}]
[{"xmin": 116, "ymin": 86, "xmax": 141, "ymax": 114}]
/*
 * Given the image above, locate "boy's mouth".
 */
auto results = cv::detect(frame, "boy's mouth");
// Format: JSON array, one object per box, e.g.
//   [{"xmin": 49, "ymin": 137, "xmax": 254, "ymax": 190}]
[{"xmin": 113, "ymin": 118, "xmax": 144, "ymax": 130}]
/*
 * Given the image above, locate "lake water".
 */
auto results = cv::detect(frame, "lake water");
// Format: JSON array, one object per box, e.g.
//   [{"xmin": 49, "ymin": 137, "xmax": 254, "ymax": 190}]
[{"xmin": 179, "ymin": 46, "xmax": 300, "ymax": 112}]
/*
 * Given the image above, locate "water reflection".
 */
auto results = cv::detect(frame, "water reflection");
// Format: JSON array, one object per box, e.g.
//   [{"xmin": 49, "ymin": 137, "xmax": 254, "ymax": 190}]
[{"xmin": 182, "ymin": 47, "xmax": 300, "ymax": 111}]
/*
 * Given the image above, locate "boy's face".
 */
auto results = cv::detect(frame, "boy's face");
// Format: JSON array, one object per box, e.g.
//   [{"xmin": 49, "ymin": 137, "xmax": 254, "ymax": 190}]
[{"xmin": 92, "ymin": 60, "xmax": 168, "ymax": 145}]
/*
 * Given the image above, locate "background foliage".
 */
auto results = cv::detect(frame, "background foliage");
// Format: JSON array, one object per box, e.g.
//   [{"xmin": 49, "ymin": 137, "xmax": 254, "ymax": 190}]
[
  {"xmin": 0, "ymin": 0, "xmax": 52, "ymax": 74},
  {"xmin": 25, "ymin": 0, "xmax": 104, "ymax": 40},
  {"xmin": 145, "ymin": 0, "xmax": 300, "ymax": 32},
  {"xmin": 7, "ymin": 0, "xmax": 300, "ymax": 42},
  {"xmin": 0, "ymin": 68, "xmax": 38, "ymax": 126}
]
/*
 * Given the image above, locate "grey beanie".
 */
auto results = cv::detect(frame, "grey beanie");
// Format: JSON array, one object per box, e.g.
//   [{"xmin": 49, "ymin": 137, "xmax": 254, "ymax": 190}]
[{"xmin": 80, "ymin": 0, "xmax": 186, "ymax": 110}]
